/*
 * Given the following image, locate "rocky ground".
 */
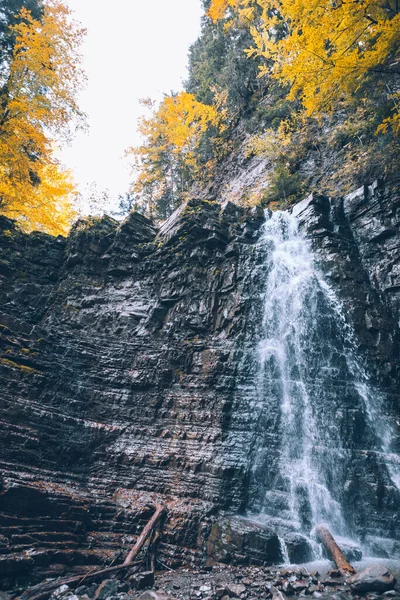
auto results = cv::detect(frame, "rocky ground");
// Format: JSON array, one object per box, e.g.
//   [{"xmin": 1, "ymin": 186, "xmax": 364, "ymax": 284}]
[{"xmin": 6, "ymin": 562, "xmax": 398, "ymax": 600}]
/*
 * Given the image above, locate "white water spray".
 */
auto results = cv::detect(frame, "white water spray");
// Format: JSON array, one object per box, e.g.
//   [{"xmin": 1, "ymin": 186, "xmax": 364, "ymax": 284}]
[{"xmin": 253, "ymin": 210, "xmax": 400, "ymax": 539}]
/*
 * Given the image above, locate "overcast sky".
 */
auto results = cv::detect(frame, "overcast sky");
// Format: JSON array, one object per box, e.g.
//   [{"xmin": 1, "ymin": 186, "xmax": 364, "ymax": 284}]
[{"xmin": 59, "ymin": 1, "xmax": 203, "ymax": 201}]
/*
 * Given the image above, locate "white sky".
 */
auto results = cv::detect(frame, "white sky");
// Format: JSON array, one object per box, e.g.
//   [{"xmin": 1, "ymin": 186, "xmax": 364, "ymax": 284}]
[{"xmin": 59, "ymin": 0, "xmax": 203, "ymax": 201}]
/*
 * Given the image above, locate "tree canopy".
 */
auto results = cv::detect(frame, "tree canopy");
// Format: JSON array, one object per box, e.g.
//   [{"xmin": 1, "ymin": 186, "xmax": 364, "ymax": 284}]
[
  {"xmin": 209, "ymin": 0, "xmax": 400, "ymax": 133},
  {"xmin": 0, "ymin": 0, "xmax": 85, "ymax": 235},
  {"xmin": 129, "ymin": 0, "xmax": 400, "ymax": 218},
  {"xmin": 127, "ymin": 92, "xmax": 226, "ymax": 219}
]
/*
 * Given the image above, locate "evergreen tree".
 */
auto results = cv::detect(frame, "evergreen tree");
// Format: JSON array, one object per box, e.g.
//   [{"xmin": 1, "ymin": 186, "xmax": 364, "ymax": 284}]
[{"xmin": 185, "ymin": 8, "xmax": 265, "ymax": 118}]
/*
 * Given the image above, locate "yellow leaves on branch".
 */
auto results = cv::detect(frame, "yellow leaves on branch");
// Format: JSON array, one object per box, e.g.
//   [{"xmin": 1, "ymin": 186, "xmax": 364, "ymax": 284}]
[
  {"xmin": 209, "ymin": 0, "xmax": 400, "ymax": 132},
  {"xmin": 0, "ymin": 0, "xmax": 86, "ymax": 234},
  {"xmin": 0, "ymin": 163, "xmax": 76, "ymax": 236},
  {"xmin": 208, "ymin": 0, "xmax": 233, "ymax": 22},
  {"xmin": 208, "ymin": 0, "xmax": 256, "ymax": 24},
  {"xmin": 136, "ymin": 91, "xmax": 223, "ymax": 159},
  {"xmin": 10, "ymin": 1, "xmax": 85, "ymax": 131}
]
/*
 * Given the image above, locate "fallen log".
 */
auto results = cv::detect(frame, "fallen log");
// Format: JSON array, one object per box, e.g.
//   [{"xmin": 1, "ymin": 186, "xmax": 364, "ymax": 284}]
[
  {"xmin": 315, "ymin": 525, "xmax": 356, "ymax": 577},
  {"xmin": 19, "ymin": 505, "xmax": 166, "ymax": 600},
  {"xmin": 124, "ymin": 504, "xmax": 165, "ymax": 565}
]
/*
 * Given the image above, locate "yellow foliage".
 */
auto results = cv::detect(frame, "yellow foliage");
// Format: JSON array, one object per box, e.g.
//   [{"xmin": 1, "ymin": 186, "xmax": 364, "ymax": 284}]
[
  {"xmin": 210, "ymin": 0, "xmax": 400, "ymax": 132},
  {"xmin": 128, "ymin": 92, "xmax": 226, "ymax": 216},
  {"xmin": 208, "ymin": 0, "xmax": 232, "ymax": 22},
  {"xmin": 0, "ymin": 0, "xmax": 85, "ymax": 234},
  {"xmin": 137, "ymin": 91, "xmax": 223, "ymax": 158},
  {"xmin": 208, "ymin": 0, "xmax": 256, "ymax": 24},
  {"xmin": 1, "ymin": 162, "xmax": 77, "ymax": 236}
]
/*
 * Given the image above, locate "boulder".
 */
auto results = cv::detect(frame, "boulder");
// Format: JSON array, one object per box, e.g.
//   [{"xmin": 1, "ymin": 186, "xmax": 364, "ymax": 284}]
[
  {"xmin": 271, "ymin": 586, "xmax": 288, "ymax": 600},
  {"xmin": 206, "ymin": 517, "xmax": 283, "ymax": 566},
  {"xmin": 225, "ymin": 583, "xmax": 246, "ymax": 597},
  {"xmin": 137, "ymin": 593, "xmax": 171, "ymax": 600},
  {"xmin": 347, "ymin": 564, "xmax": 396, "ymax": 594},
  {"xmin": 129, "ymin": 571, "xmax": 155, "ymax": 591},
  {"xmin": 283, "ymin": 533, "xmax": 314, "ymax": 564}
]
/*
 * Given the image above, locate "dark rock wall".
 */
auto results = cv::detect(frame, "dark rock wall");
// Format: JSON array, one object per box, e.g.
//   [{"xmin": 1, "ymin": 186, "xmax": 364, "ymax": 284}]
[
  {"xmin": 0, "ymin": 177, "xmax": 399, "ymax": 586},
  {"xmin": 0, "ymin": 201, "xmax": 264, "ymax": 587}
]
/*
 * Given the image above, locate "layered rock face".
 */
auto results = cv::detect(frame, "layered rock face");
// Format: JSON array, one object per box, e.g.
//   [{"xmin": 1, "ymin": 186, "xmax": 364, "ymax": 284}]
[
  {"xmin": 0, "ymin": 201, "xmax": 264, "ymax": 588},
  {"xmin": 0, "ymin": 177, "xmax": 399, "ymax": 588}
]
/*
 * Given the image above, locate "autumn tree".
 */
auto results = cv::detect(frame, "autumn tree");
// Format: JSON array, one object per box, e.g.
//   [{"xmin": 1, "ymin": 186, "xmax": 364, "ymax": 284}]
[
  {"xmin": 209, "ymin": 0, "xmax": 400, "ymax": 133},
  {"xmin": 127, "ymin": 92, "xmax": 225, "ymax": 219},
  {"xmin": 0, "ymin": 0, "xmax": 86, "ymax": 234}
]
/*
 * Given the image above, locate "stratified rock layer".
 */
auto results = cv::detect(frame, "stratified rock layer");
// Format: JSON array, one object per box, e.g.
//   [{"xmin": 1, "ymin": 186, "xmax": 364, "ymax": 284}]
[
  {"xmin": 0, "ymin": 200, "xmax": 264, "ymax": 588},
  {"xmin": 0, "ymin": 177, "xmax": 399, "ymax": 587}
]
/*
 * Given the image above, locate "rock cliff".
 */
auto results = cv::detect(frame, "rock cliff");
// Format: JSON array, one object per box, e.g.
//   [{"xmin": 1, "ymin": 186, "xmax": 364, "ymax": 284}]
[{"xmin": 0, "ymin": 177, "xmax": 399, "ymax": 589}]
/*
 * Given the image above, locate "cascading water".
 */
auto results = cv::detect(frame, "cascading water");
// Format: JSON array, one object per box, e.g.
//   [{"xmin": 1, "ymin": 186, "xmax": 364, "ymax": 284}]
[{"xmin": 247, "ymin": 209, "xmax": 400, "ymax": 558}]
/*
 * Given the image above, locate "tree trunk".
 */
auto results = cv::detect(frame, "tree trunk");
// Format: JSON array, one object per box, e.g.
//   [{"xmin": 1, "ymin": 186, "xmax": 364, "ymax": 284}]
[{"xmin": 315, "ymin": 525, "xmax": 356, "ymax": 576}]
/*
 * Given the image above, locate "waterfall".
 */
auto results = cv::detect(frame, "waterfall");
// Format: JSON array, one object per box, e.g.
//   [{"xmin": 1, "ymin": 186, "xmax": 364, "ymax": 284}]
[{"xmin": 249, "ymin": 210, "xmax": 400, "ymax": 545}]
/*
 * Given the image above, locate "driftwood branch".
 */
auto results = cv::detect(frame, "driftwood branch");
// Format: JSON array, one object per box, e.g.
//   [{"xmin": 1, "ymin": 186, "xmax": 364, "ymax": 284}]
[
  {"xmin": 123, "ymin": 504, "xmax": 165, "ymax": 565},
  {"xmin": 315, "ymin": 525, "xmax": 356, "ymax": 576},
  {"xmin": 19, "ymin": 505, "xmax": 166, "ymax": 600}
]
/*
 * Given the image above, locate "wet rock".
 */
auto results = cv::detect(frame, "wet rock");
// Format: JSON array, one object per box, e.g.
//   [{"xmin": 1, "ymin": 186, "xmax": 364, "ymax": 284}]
[
  {"xmin": 0, "ymin": 178, "xmax": 400, "ymax": 583},
  {"xmin": 364, "ymin": 537, "xmax": 400, "ymax": 560},
  {"xmin": 199, "ymin": 584, "xmax": 212, "ymax": 593},
  {"xmin": 85, "ymin": 584, "xmax": 99, "ymax": 599},
  {"xmin": 271, "ymin": 586, "xmax": 288, "ymax": 600},
  {"xmin": 0, "ymin": 200, "xmax": 266, "ymax": 583},
  {"xmin": 75, "ymin": 587, "xmax": 89, "ymax": 596},
  {"xmin": 216, "ymin": 586, "xmax": 229, "ymax": 598},
  {"xmin": 225, "ymin": 583, "xmax": 246, "ymax": 597},
  {"xmin": 94, "ymin": 580, "xmax": 119, "ymax": 600},
  {"xmin": 348, "ymin": 565, "xmax": 396, "ymax": 594},
  {"xmin": 283, "ymin": 534, "xmax": 314, "ymax": 565},
  {"xmin": 307, "ymin": 585, "xmax": 321, "ymax": 595},
  {"xmin": 206, "ymin": 517, "xmax": 282, "ymax": 565},
  {"xmin": 129, "ymin": 572, "xmax": 155, "ymax": 591},
  {"xmin": 50, "ymin": 586, "xmax": 72, "ymax": 600},
  {"xmin": 137, "ymin": 593, "xmax": 171, "ymax": 600},
  {"xmin": 323, "ymin": 578, "xmax": 345, "ymax": 588},
  {"xmin": 291, "ymin": 581, "xmax": 309, "ymax": 593}
]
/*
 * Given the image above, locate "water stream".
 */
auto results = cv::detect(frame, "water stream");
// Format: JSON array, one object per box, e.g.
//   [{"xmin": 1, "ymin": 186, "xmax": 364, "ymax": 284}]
[{"xmin": 249, "ymin": 210, "xmax": 400, "ymax": 555}]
